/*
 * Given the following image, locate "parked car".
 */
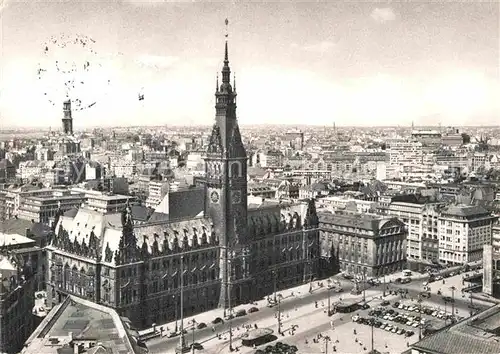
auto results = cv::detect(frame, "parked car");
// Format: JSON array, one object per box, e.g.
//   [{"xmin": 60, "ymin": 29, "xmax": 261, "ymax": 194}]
[
  {"xmin": 190, "ymin": 343, "xmax": 203, "ymax": 350},
  {"xmin": 401, "ymin": 277, "xmax": 412, "ymax": 284},
  {"xmin": 248, "ymin": 307, "xmax": 259, "ymax": 313},
  {"xmin": 443, "ymin": 296, "xmax": 454, "ymax": 303},
  {"xmin": 212, "ymin": 317, "xmax": 224, "ymax": 324},
  {"xmin": 381, "ymin": 301, "xmax": 390, "ymax": 306},
  {"xmin": 196, "ymin": 322, "xmax": 207, "ymax": 329},
  {"xmin": 235, "ymin": 309, "xmax": 247, "ymax": 317}
]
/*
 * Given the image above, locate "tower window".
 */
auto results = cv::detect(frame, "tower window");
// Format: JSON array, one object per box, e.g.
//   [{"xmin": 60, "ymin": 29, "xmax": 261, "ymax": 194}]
[{"xmin": 230, "ymin": 162, "xmax": 241, "ymax": 178}]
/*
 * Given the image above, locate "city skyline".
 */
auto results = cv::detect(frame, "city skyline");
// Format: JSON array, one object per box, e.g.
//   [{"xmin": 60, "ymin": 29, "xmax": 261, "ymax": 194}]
[{"xmin": 0, "ymin": 0, "xmax": 499, "ymax": 128}]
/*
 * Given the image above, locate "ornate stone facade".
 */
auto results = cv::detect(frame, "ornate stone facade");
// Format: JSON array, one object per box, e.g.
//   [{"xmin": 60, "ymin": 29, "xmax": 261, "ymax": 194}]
[{"xmin": 44, "ymin": 39, "xmax": 320, "ymax": 330}]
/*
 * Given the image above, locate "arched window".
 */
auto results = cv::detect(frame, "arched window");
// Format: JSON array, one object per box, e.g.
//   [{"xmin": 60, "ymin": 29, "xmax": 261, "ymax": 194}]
[
  {"xmin": 64, "ymin": 264, "xmax": 71, "ymax": 290},
  {"xmin": 230, "ymin": 162, "xmax": 241, "ymax": 178}
]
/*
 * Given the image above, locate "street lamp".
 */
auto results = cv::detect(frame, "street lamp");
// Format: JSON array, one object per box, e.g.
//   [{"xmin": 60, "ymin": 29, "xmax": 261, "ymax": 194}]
[
  {"xmin": 370, "ymin": 319, "xmax": 375, "ymax": 353},
  {"xmin": 277, "ymin": 296, "xmax": 282, "ymax": 335},
  {"xmin": 191, "ymin": 319, "xmax": 196, "ymax": 354},
  {"xmin": 362, "ymin": 268, "xmax": 366, "ymax": 303},
  {"xmin": 273, "ymin": 270, "xmax": 277, "ymax": 304},
  {"xmin": 175, "ymin": 255, "xmax": 187, "ymax": 354},
  {"xmin": 173, "ymin": 294, "xmax": 178, "ymax": 333},
  {"xmin": 450, "ymin": 286, "xmax": 456, "ymax": 318},
  {"xmin": 228, "ymin": 259, "xmax": 233, "ymax": 352},
  {"xmin": 417, "ymin": 295, "xmax": 423, "ymax": 340},
  {"xmin": 322, "ymin": 335, "xmax": 331, "ymax": 354},
  {"xmin": 444, "ymin": 300, "xmax": 447, "ymax": 325},
  {"xmin": 382, "ymin": 267, "xmax": 386, "ymax": 297},
  {"xmin": 327, "ymin": 279, "xmax": 332, "ymax": 316}
]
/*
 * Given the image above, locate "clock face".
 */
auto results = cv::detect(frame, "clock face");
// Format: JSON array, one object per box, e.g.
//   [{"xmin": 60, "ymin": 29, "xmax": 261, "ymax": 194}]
[
  {"xmin": 210, "ymin": 191, "xmax": 220, "ymax": 203},
  {"xmin": 231, "ymin": 190, "xmax": 242, "ymax": 204}
]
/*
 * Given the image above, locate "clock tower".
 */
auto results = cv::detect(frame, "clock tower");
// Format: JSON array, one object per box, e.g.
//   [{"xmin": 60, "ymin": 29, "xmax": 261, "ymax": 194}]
[{"xmin": 204, "ymin": 24, "xmax": 250, "ymax": 308}]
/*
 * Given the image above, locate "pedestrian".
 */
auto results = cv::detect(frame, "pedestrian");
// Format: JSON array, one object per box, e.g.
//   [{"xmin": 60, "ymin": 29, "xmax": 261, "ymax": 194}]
[{"xmin": 330, "ymin": 320, "xmax": 334, "ymax": 329}]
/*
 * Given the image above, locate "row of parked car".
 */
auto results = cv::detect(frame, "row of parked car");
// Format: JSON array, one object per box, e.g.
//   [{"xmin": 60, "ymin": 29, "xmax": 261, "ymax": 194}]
[
  {"xmin": 211, "ymin": 306, "xmax": 260, "ymax": 325},
  {"xmin": 368, "ymin": 307, "xmax": 426, "ymax": 328},
  {"xmin": 393, "ymin": 301, "xmax": 462, "ymax": 322},
  {"xmin": 351, "ymin": 315, "xmax": 415, "ymax": 337}
]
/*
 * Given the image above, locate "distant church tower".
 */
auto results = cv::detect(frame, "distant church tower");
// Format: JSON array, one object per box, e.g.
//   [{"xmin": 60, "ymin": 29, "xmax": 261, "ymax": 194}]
[
  {"xmin": 204, "ymin": 20, "xmax": 249, "ymax": 309},
  {"xmin": 62, "ymin": 99, "xmax": 73, "ymax": 135}
]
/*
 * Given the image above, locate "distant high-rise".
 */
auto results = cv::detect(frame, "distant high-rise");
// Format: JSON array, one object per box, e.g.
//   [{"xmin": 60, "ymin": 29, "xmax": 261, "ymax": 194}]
[{"xmin": 62, "ymin": 100, "xmax": 73, "ymax": 135}]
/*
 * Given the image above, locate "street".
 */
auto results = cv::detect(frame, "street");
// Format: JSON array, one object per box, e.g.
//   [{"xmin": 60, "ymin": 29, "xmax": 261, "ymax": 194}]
[{"xmin": 146, "ymin": 270, "xmax": 492, "ymax": 354}]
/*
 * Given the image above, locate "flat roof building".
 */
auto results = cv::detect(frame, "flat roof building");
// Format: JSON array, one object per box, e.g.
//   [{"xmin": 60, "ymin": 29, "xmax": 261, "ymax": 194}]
[{"xmin": 410, "ymin": 303, "xmax": 500, "ymax": 354}]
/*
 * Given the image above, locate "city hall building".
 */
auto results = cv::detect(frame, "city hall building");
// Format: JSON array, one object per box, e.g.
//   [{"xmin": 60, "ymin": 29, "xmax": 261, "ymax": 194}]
[{"xmin": 45, "ymin": 38, "xmax": 320, "ymax": 329}]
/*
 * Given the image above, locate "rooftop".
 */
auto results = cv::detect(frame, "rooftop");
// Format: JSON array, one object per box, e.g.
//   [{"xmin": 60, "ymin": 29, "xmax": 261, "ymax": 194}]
[
  {"xmin": 23, "ymin": 295, "xmax": 146, "ymax": 354},
  {"xmin": 441, "ymin": 204, "xmax": 491, "ymax": 217},
  {"xmin": 319, "ymin": 210, "xmax": 404, "ymax": 233},
  {"xmin": 0, "ymin": 232, "xmax": 35, "ymax": 246},
  {"xmin": 411, "ymin": 303, "xmax": 500, "ymax": 354}
]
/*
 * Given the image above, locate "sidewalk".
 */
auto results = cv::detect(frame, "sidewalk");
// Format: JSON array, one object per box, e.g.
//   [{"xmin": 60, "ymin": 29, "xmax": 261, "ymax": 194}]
[
  {"xmin": 139, "ymin": 266, "xmax": 471, "ymax": 338},
  {"xmin": 199, "ymin": 288, "xmax": 398, "ymax": 354},
  {"xmin": 138, "ymin": 278, "xmax": 333, "ymax": 338}
]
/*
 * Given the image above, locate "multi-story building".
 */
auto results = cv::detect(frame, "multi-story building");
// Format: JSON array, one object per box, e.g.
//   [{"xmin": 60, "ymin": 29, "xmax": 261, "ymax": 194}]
[
  {"xmin": 18, "ymin": 161, "xmax": 54, "ymax": 182},
  {"xmin": 84, "ymin": 161, "xmax": 103, "ymax": 180},
  {"xmin": 318, "ymin": 211, "xmax": 407, "ymax": 277},
  {"xmin": 1, "ymin": 232, "xmax": 44, "ymax": 293},
  {"xmin": 386, "ymin": 139, "xmax": 423, "ymax": 166},
  {"xmin": 247, "ymin": 183, "xmax": 276, "ymax": 199},
  {"xmin": 275, "ymin": 180, "xmax": 300, "ymax": 200},
  {"xmin": 438, "ymin": 204, "xmax": 498, "ymax": 265},
  {"xmin": 492, "ymin": 223, "xmax": 500, "ymax": 253},
  {"xmin": 111, "ymin": 160, "xmax": 137, "ymax": 179},
  {"xmin": 17, "ymin": 189, "xmax": 86, "ymax": 224},
  {"xmin": 85, "ymin": 191, "xmax": 131, "ymax": 213},
  {"xmin": 0, "ymin": 250, "xmax": 36, "ymax": 354},
  {"xmin": 385, "ymin": 201, "xmax": 445, "ymax": 271},
  {"xmin": 411, "ymin": 129, "xmax": 442, "ymax": 145},
  {"xmin": 186, "ymin": 150, "xmax": 205, "ymax": 170},
  {"xmin": 252, "ymin": 150, "xmax": 284, "ymax": 168},
  {"xmin": 0, "ymin": 159, "xmax": 16, "ymax": 184},
  {"xmin": 145, "ymin": 180, "xmax": 169, "ymax": 208},
  {"xmin": 284, "ymin": 129, "xmax": 304, "ymax": 150},
  {"xmin": 44, "ymin": 40, "xmax": 320, "ymax": 330}
]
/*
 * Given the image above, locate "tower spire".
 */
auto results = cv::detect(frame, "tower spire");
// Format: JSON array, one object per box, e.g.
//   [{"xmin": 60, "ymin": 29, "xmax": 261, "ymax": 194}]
[{"xmin": 222, "ymin": 18, "xmax": 231, "ymax": 84}]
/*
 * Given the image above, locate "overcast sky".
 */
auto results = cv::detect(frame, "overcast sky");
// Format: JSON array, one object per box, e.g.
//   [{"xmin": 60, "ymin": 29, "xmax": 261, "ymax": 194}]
[{"xmin": 0, "ymin": 0, "xmax": 499, "ymax": 128}]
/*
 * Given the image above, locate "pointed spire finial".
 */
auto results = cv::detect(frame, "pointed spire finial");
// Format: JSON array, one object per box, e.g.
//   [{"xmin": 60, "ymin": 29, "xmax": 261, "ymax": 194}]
[
  {"xmin": 225, "ymin": 18, "xmax": 229, "ymax": 38},
  {"xmin": 216, "ymin": 73, "xmax": 219, "ymax": 92},
  {"xmin": 233, "ymin": 72, "xmax": 236, "ymax": 91}
]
